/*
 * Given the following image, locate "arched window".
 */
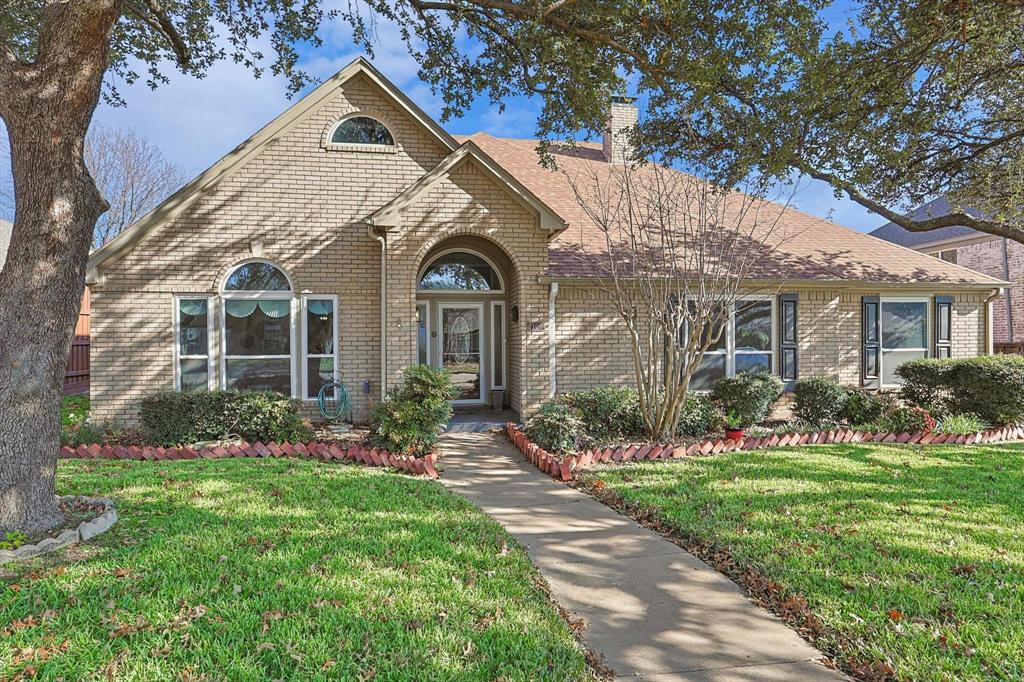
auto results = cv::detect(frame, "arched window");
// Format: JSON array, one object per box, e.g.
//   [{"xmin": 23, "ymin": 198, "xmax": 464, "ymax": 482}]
[
  {"xmin": 419, "ymin": 251, "xmax": 502, "ymax": 291},
  {"xmin": 224, "ymin": 261, "xmax": 291, "ymax": 291},
  {"xmin": 221, "ymin": 261, "xmax": 294, "ymax": 395},
  {"xmin": 329, "ymin": 116, "xmax": 395, "ymax": 146}
]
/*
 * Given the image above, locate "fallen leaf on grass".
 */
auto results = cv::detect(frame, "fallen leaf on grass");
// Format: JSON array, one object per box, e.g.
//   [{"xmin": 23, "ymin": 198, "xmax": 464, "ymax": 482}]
[
  {"xmin": 887, "ymin": 609, "xmax": 903, "ymax": 621},
  {"xmin": 261, "ymin": 610, "xmax": 284, "ymax": 634},
  {"xmin": 497, "ymin": 543, "xmax": 511, "ymax": 557},
  {"xmin": 952, "ymin": 564, "xmax": 977, "ymax": 577}
]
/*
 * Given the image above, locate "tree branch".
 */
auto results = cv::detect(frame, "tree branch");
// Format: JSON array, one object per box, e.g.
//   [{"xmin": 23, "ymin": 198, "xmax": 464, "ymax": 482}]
[
  {"xmin": 125, "ymin": 0, "xmax": 191, "ymax": 68},
  {"xmin": 795, "ymin": 160, "xmax": 1024, "ymax": 241}
]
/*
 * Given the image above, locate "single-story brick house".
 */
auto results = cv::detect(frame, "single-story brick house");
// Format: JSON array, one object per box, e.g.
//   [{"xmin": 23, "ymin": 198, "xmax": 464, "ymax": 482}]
[
  {"xmin": 870, "ymin": 198, "xmax": 1024, "ymax": 348},
  {"xmin": 85, "ymin": 58, "xmax": 1008, "ymax": 424}
]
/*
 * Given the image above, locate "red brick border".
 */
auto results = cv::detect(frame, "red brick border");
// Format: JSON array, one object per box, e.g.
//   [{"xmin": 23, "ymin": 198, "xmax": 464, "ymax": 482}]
[
  {"xmin": 59, "ymin": 441, "xmax": 439, "ymax": 478},
  {"xmin": 506, "ymin": 422, "xmax": 1024, "ymax": 482}
]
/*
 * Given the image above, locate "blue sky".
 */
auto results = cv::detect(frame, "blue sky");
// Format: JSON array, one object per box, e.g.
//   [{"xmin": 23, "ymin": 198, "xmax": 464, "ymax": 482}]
[{"xmin": 0, "ymin": 5, "xmax": 887, "ymax": 231}]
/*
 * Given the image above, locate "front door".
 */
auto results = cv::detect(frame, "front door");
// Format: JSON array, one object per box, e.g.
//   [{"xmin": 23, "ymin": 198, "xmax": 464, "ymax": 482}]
[{"xmin": 439, "ymin": 303, "xmax": 485, "ymax": 404}]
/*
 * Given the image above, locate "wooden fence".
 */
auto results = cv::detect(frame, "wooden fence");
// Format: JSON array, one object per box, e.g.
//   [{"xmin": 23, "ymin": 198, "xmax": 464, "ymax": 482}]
[{"xmin": 64, "ymin": 288, "xmax": 90, "ymax": 396}]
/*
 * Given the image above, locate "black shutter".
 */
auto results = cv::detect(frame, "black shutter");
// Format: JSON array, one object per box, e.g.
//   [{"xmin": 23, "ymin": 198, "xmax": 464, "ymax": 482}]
[
  {"xmin": 935, "ymin": 295, "xmax": 953, "ymax": 358},
  {"xmin": 862, "ymin": 295, "xmax": 880, "ymax": 389},
  {"xmin": 779, "ymin": 293, "xmax": 798, "ymax": 387}
]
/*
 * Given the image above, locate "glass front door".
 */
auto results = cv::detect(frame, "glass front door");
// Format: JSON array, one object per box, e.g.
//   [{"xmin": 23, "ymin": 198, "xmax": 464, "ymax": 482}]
[{"xmin": 440, "ymin": 304, "xmax": 484, "ymax": 403}]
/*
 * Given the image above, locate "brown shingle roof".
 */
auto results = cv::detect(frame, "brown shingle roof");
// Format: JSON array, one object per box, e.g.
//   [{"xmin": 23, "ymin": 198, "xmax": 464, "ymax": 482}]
[{"xmin": 461, "ymin": 134, "xmax": 1005, "ymax": 287}]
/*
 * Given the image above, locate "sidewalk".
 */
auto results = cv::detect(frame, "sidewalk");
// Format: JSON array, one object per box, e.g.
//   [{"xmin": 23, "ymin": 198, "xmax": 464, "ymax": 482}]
[{"xmin": 439, "ymin": 430, "xmax": 848, "ymax": 681}]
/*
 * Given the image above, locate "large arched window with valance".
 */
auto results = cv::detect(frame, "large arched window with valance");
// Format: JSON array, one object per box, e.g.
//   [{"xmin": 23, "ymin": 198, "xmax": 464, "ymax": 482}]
[
  {"xmin": 221, "ymin": 260, "xmax": 294, "ymax": 395},
  {"xmin": 418, "ymin": 251, "xmax": 503, "ymax": 292}
]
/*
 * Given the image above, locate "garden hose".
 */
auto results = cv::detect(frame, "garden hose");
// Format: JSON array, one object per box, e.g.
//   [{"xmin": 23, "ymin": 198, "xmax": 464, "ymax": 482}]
[{"xmin": 317, "ymin": 382, "xmax": 350, "ymax": 421}]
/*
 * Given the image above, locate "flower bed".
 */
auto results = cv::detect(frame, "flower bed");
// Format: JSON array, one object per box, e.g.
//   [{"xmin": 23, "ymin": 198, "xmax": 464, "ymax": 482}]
[
  {"xmin": 59, "ymin": 441, "xmax": 439, "ymax": 478},
  {"xmin": 506, "ymin": 422, "xmax": 1024, "ymax": 482}
]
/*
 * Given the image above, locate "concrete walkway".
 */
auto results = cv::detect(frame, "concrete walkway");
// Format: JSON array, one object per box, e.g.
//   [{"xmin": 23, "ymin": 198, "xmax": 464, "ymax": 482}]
[{"xmin": 439, "ymin": 431, "xmax": 848, "ymax": 682}]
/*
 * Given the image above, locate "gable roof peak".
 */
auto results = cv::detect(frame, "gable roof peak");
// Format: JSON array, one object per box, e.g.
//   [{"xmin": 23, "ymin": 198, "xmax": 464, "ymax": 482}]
[{"xmin": 86, "ymin": 56, "xmax": 456, "ymax": 283}]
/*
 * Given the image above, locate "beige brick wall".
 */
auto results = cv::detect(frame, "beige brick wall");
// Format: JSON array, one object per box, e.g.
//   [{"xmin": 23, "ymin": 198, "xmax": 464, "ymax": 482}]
[
  {"xmin": 90, "ymin": 74, "xmax": 552, "ymax": 425},
  {"xmin": 553, "ymin": 284, "xmax": 990, "ymax": 396}
]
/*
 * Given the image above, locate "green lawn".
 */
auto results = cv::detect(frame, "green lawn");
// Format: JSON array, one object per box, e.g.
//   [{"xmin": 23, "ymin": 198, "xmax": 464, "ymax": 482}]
[
  {"xmin": 2, "ymin": 459, "xmax": 589, "ymax": 681},
  {"xmin": 582, "ymin": 443, "xmax": 1024, "ymax": 681}
]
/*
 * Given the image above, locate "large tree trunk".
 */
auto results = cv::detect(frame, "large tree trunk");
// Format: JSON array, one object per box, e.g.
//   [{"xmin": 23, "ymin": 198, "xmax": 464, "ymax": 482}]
[{"xmin": 0, "ymin": 0, "xmax": 120, "ymax": 535}]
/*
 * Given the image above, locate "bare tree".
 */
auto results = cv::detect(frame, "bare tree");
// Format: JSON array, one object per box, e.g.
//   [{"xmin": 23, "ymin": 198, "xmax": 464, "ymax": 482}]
[
  {"xmin": 565, "ymin": 159, "xmax": 795, "ymax": 441},
  {"xmin": 85, "ymin": 125, "xmax": 184, "ymax": 247}
]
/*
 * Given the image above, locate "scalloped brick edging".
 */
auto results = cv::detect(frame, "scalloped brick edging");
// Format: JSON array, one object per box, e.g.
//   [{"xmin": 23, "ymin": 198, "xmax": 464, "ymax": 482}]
[
  {"xmin": 505, "ymin": 422, "xmax": 1024, "ymax": 482},
  {"xmin": 58, "ymin": 441, "xmax": 439, "ymax": 478},
  {"xmin": 0, "ymin": 495, "xmax": 118, "ymax": 564}
]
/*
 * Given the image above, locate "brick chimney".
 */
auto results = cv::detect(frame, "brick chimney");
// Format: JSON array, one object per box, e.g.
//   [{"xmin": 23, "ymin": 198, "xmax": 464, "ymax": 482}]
[{"xmin": 602, "ymin": 95, "xmax": 638, "ymax": 163}]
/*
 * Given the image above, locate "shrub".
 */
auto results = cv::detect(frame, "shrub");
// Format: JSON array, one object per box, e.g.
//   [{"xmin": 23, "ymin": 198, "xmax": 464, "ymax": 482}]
[
  {"xmin": 371, "ymin": 365, "xmax": 457, "ymax": 456},
  {"xmin": 675, "ymin": 393, "xmax": 723, "ymax": 437},
  {"xmin": 938, "ymin": 413, "xmax": 990, "ymax": 435},
  {"xmin": 897, "ymin": 356, "xmax": 1024, "ymax": 425},
  {"xmin": 140, "ymin": 390, "xmax": 314, "ymax": 446},
  {"xmin": 558, "ymin": 387, "xmax": 644, "ymax": 442},
  {"xmin": 710, "ymin": 373, "xmax": 783, "ymax": 427},
  {"xmin": 61, "ymin": 420, "xmax": 112, "ymax": 447},
  {"xmin": 793, "ymin": 377, "xmax": 848, "ymax": 425},
  {"xmin": 896, "ymin": 358, "xmax": 955, "ymax": 415},
  {"xmin": 526, "ymin": 401, "xmax": 586, "ymax": 455},
  {"xmin": 877, "ymin": 405, "xmax": 936, "ymax": 434},
  {"xmin": 841, "ymin": 388, "xmax": 893, "ymax": 426}
]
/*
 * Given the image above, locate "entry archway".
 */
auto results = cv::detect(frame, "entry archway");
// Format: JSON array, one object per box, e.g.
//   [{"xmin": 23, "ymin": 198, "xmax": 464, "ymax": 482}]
[{"xmin": 415, "ymin": 239, "xmax": 513, "ymax": 406}]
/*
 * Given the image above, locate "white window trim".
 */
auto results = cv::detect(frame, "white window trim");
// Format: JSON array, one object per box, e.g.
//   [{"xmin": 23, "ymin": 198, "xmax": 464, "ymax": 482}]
[
  {"xmin": 173, "ymin": 294, "xmax": 215, "ymax": 391},
  {"xmin": 417, "ymin": 247, "xmax": 506, "ymax": 293},
  {"xmin": 730, "ymin": 297, "xmax": 777, "ymax": 376},
  {"xmin": 438, "ymin": 301, "xmax": 487, "ymax": 405},
  {"xmin": 879, "ymin": 296, "xmax": 931, "ymax": 389},
  {"xmin": 685, "ymin": 296, "xmax": 777, "ymax": 387},
  {"xmin": 491, "ymin": 301, "xmax": 507, "ymax": 390},
  {"xmin": 416, "ymin": 302, "xmax": 431, "ymax": 365},
  {"xmin": 301, "ymin": 295, "xmax": 340, "ymax": 401}
]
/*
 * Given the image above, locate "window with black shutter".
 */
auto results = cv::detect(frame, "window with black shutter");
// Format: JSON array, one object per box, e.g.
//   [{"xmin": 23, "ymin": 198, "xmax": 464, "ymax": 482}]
[
  {"xmin": 862, "ymin": 295, "xmax": 880, "ymax": 389},
  {"xmin": 779, "ymin": 293, "xmax": 798, "ymax": 386}
]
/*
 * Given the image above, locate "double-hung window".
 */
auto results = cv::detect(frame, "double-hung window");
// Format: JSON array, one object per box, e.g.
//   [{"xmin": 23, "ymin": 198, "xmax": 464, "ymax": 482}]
[
  {"xmin": 684, "ymin": 298, "xmax": 776, "ymax": 390},
  {"xmin": 175, "ymin": 296, "xmax": 213, "ymax": 391},
  {"xmin": 302, "ymin": 296, "xmax": 339, "ymax": 399},
  {"xmin": 879, "ymin": 298, "xmax": 930, "ymax": 386}
]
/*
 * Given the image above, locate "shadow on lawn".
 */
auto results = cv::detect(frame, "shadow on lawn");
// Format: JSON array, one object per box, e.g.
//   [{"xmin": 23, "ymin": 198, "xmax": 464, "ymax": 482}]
[
  {"xmin": 3, "ymin": 459, "xmax": 587, "ymax": 681},
  {"xmin": 585, "ymin": 442, "xmax": 1024, "ymax": 680}
]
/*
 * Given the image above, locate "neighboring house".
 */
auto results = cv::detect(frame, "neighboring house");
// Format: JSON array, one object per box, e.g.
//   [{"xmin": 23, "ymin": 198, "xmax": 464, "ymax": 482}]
[
  {"xmin": 871, "ymin": 198, "xmax": 1024, "ymax": 348},
  {"xmin": 84, "ymin": 58, "xmax": 1007, "ymax": 425},
  {"xmin": 1, "ymin": 218, "xmax": 91, "ymax": 396}
]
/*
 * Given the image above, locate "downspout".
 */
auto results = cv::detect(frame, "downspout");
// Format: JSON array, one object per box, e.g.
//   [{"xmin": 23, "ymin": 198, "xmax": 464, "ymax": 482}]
[
  {"xmin": 372, "ymin": 227, "xmax": 388, "ymax": 400},
  {"xmin": 1002, "ymin": 237, "xmax": 1014, "ymax": 343},
  {"xmin": 548, "ymin": 282, "xmax": 559, "ymax": 398},
  {"xmin": 984, "ymin": 287, "xmax": 1003, "ymax": 355}
]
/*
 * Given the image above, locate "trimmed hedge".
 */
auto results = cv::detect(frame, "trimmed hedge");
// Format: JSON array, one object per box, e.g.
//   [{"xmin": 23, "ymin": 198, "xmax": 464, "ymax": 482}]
[
  {"xmin": 841, "ymin": 388, "xmax": 893, "ymax": 426},
  {"xmin": 140, "ymin": 390, "xmax": 313, "ymax": 446},
  {"xmin": 896, "ymin": 356, "xmax": 1024, "ymax": 425},
  {"xmin": 676, "ymin": 394, "xmax": 724, "ymax": 437},
  {"xmin": 793, "ymin": 377, "xmax": 847, "ymax": 425},
  {"xmin": 710, "ymin": 373, "xmax": 783, "ymax": 427},
  {"xmin": 371, "ymin": 364, "xmax": 457, "ymax": 456},
  {"xmin": 527, "ymin": 401, "xmax": 587, "ymax": 455},
  {"xmin": 557, "ymin": 387, "xmax": 644, "ymax": 442}
]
